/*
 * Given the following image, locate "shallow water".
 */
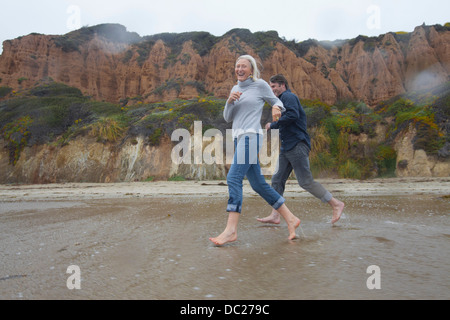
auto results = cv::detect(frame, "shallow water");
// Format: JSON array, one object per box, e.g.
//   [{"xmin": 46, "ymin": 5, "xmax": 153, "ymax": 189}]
[{"xmin": 0, "ymin": 194, "xmax": 449, "ymax": 300}]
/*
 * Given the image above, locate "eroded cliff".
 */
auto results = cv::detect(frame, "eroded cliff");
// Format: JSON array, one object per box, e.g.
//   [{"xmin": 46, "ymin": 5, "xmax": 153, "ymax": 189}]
[
  {"xmin": 1, "ymin": 23, "xmax": 449, "ymax": 106},
  {"xmin": 0, "ymin": 24, "xmax": 449, "ymax": 183}
]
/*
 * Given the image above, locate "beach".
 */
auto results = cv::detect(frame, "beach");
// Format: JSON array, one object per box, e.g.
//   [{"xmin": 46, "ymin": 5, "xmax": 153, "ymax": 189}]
[
  {"xmin": 1, "ymin": 177, "xmax": 449, "ymax": 201},
  {"xmin": 1, "ymin": 177, "xmax": 449, "ymax": 300}
]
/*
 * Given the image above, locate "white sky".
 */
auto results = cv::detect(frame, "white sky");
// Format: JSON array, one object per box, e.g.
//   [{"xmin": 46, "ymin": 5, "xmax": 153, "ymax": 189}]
[{"xmin": 1, "ymin": 0, "xmax": 449, "ymax": 54}]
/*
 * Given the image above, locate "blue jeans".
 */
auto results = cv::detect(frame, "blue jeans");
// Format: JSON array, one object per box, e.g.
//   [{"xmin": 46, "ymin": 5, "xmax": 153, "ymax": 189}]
[
  {"xmin": 227, "ymin": 133, "xmax": 285, "ymax": 213},
  {"xmin": 272, "ymin": 141, "xmax": 332, "ymax": 203}
]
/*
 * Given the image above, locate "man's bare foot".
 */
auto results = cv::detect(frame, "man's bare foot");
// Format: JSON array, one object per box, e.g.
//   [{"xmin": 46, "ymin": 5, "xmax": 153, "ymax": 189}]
[
  {"xmin": 287, "ymin": 217, "xmax": 301, "ymax": 240},
  {"xmin": 256, "ymin": 211, "xmax": 281, "ymax": 224},
  {"xmin": 276, "ymin": 204, "xmax": 301, "ymax": 240},
  {"xmin": 209, "ymin": 230, "xmax": 237, "ymax": 246},
  {"xmin": 331, "ymin": 199, "xmax": 345, "ymax": 224}
]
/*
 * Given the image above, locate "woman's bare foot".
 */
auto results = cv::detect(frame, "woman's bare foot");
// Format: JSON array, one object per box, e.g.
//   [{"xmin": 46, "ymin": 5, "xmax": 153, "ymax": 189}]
[
  {"xmin": 329, "ymin": 198, "xmax": 345, "ymax": 224},
  {"xmin": 256, "ymin": 210, "xmax": 281, "ymax": 224},
  {"xmin": 209, "ymin": 230, "xmax": 237, "ymax": 246},
  {"xmin": 210, "ymin": 212, "xmax": 239, "ymax": 246}
]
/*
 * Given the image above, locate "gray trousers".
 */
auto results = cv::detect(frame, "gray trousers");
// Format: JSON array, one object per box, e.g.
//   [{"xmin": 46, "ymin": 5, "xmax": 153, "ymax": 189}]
[{"xmin": 272, "ymin": 141, "xmax": 332, "ymax": 203}]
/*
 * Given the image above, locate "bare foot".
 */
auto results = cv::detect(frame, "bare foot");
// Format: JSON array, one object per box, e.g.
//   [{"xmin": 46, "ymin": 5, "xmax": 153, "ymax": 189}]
[
  {"xmin": 287, "ymin": 217, "xmax": 301, "ymax": 240},
  {"xmin": 209, "ymin": 230, "xmax": 237, "ymax": 246},
  {"xmin": 331, "ymin": 199, "xmax": 345, "ymax": 224},
  {"xmin": 276, "ymin": 204, "xmax": 301, "ymax": 240},
  {"xmin": 256, "ymin": 211, "xmax": 281, "ymax": 224}
]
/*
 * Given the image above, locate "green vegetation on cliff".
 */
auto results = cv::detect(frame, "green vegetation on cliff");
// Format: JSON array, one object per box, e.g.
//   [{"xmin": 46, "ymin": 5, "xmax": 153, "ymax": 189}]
[{"xmin": 0, "ymin": 79, "xmax": 448, "ymax": 179}]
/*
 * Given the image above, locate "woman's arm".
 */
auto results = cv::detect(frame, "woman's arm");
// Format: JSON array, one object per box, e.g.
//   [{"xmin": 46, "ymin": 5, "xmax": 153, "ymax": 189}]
[
  {"xmin": 223, "ymin": 88, "xmax": 241, "ymax": 123},
  {"xmin": 258, "ymin": 79, "xmax": 285, "ymax": 120}
]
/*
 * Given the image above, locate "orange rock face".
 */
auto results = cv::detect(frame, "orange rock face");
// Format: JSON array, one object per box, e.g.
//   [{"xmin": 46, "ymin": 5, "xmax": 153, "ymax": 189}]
[{"xmin": 0, "ymin": 24, "xmax": 449, "ymax": 106}]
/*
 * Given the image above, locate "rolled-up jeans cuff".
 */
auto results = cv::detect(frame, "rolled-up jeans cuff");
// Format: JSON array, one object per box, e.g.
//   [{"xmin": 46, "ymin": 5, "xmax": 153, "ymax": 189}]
[
  {"xmin": 321, "ymin": 192, "xmax": 333, "ymax": 203},
  {"xmin": 226, "ymin": 203, "xmax": 241, "ymax": 213},
  {"xmin": 273, "ymin": 196, "xmax": 285, "ymax": 210}
]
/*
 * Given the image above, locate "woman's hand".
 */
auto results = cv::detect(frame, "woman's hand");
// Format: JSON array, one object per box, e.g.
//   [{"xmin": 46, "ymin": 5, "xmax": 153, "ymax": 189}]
[
  {"xmin": 227, "ymin": 91, "xmax": 242, "ymax": 104},
  {"xmin": 272, "ymin": 105, "xmax": 281, "ymax": 121}
]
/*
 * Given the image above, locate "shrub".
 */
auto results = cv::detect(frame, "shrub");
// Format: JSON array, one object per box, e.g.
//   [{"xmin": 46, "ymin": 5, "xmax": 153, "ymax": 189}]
[
  {"xmin": 334, "ymin": 114, "xmax": 360, "ymax": 133},
  {"xmin": 0, "ymin": 116, "xmax": 33, "ymax": 165},
  {"xmin": 152, "ymin": 79, "xmax": 182, "ymax": 96},
  {"xmin": 89, "ymin": 117, "xmax": 126, "ymax": 142},
  {"xmin": 45, "ymin": 104, "xmax": 70, "ymax": 127},
  {"xmin": 30, "ymin": 82, "xmax": 83, "ymax": 97},
  {"xmin": 309, "ymin": 125, "xmax": 331, "ymax": 162},
  {"xmin": 18, "ymin": 77, "xmax": 28, "ymax": 85},
  {"xmin": 0, "ymin": 87, "xmax": 12, "ymax": 98},
  {"xmin": 414, "ymin": 121, "xmax": 445, "ymax": 154},
  {"xmin": 338, "ymin": 159, "xmax": 362, "ymax": 179},
  {"xmin": 148, "ymin": 128, "xmax": 163, "ymax": 146},
  {"xmin": 177, "ymin": 113, "xmax": 199, "ymax": 130},
  {"xmin": 337, "ymin": 130, "xmax": 350, "ymax": 163},
  {"xmin": 392, "ymin": 103, "xmax": 444, "ymax": 153},
  {"xmin": 375, "ymin": 145, "xmax": 397, "ymax": 177},
  {"xmin": 310, "ymin": 151, "xmax": 335, "ymax": 177},
  {"xmin": 355, "ymin": 102, "xmax": 372, "ymax": 115},
  {"xmin": 386, "ymin": 98, "xmax": 415, "ymax": 116},
  {"xmin": 304, "ymin": 104, "xmax": 331, "ymax": 128}
]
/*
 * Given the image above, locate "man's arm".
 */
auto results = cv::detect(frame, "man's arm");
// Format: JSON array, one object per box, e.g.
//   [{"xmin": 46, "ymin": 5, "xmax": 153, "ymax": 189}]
[{"xmin": 269, "ymin": 94, "xmax": 300, "ymax": 129}]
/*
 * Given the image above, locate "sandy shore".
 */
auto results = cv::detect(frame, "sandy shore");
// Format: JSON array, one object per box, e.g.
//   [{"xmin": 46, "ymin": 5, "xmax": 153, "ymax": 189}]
[
  {"xmin": 1, "ymin": 176, "xmax": 449, "ymax": 300},
  {"xmin": 1, "ymin": 177, "xmax": 449, "ymax": 201}
]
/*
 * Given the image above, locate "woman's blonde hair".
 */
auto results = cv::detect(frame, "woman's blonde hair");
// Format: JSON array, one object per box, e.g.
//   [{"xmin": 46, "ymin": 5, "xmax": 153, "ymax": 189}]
[{"xmin": 236, "ymin": 55, "xmax": 261, "ymax": 80}]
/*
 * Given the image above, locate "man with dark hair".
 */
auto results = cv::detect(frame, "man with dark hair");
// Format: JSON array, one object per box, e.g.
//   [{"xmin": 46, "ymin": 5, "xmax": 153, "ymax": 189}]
[{"xmin": 258, "ymin": 74, "xmax": 344, "ymax": 225}]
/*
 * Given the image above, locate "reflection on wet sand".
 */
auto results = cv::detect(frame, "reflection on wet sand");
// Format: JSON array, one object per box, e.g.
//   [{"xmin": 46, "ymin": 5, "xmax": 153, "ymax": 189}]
[{"xmin": 0, "ymin": 189, "xmax": 448, "ymax": 300}]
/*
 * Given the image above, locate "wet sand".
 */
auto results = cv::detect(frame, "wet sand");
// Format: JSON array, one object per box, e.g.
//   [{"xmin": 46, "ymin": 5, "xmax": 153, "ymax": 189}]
[{"xmin": 0, "ymin": 177, "xmax": 449, "ymax": 300}]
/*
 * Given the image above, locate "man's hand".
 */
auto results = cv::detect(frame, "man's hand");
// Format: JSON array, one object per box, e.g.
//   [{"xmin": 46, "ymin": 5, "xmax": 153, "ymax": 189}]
[
  {"xmin": 265, "ymin": 123, "xmax": 271, "ymax": 131},
  {"xmin": 272, "ymin": 105, "xmax": 281, "ymax": 121}
]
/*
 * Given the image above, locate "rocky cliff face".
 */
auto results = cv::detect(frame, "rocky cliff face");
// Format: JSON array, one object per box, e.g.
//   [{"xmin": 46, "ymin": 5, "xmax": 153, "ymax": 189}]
[
  {"xmin": 0, "ymin": 24, "xmax": 449, "ymax": 183},
  {"xmin": 0, "ymin": 135, "xmax": 173, "ymax": 183},
  {"xmin": 1, "ymin": 122, "xmax": 447, "ymax": 184},
  {"xmin": 0, "ymin": 134, "xmax": 230, "ymax": 183},
  {"xmin": 1, "ymin": 23, "xmax": 449, "ymax": 106}
]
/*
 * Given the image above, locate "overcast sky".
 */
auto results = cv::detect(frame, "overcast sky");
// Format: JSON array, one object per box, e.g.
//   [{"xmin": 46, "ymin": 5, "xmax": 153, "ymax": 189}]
[{"xmin": 1, "ymin": 0, "xmax": 449, "ymax": 53}]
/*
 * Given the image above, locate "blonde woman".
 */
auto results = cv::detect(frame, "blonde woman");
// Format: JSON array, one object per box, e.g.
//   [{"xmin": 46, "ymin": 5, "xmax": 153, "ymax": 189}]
[{"xmin": 209, "ymin": 55, "xmax": 301, "ymax": 246}]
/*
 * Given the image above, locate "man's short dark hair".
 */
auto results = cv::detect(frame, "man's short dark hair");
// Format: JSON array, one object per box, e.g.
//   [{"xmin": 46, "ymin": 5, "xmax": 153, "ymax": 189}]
[{"xmin": 269, "ymin": 74, "xmax": 290, "ymax": 90}]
